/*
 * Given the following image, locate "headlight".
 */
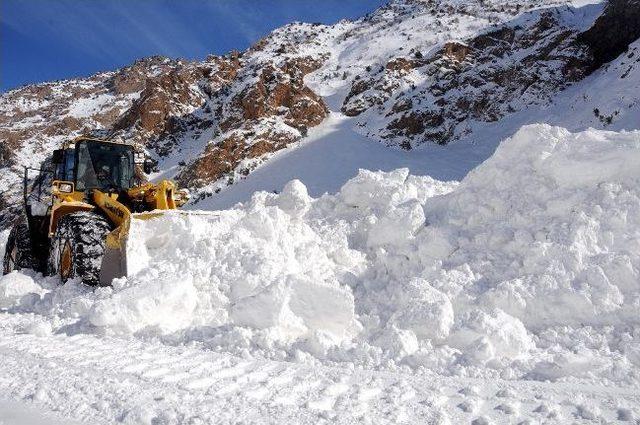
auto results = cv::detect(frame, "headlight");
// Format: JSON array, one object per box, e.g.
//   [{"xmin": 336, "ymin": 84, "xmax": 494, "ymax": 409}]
[
  {"xmin": 172, "ymin": 188, "xmax": 190, "ymax": 202},
  {"xmin": 59, "ymin": 183, "xmax": 73, "ymax": 193}
]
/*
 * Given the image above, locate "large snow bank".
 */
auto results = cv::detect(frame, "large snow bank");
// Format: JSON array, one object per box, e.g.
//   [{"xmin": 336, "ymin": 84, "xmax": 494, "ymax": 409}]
[
  {"xmin": 1, "ymin": 124, "xmax": 639, "ymax": 383},
  {"xmin": 91, "ymin": 190, "xmax": 365, "ymax": 343},
  {"xmin": 426, "ymin": 125, "xmax": 640, "ymax": 330}
]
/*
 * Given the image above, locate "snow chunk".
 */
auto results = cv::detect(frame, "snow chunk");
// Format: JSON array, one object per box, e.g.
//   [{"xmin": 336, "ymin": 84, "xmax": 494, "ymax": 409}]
[
  {"xmin": 89, "ymin": 275, "xmax": 199, "ymax": 334},
  {"xmin": 389, "ymin": 278, "xmax": 454, "ymax": 341},
  {"xmin": 449, "ymin": 309, "xmax": 535, "ymax": 361},
  {"xmin": 272, "ymin": 179, "xmax": 312, "ymax": 217},
  {"xmin": 0, "ymin": 272, "xmax": 42, "ymax": 309}
]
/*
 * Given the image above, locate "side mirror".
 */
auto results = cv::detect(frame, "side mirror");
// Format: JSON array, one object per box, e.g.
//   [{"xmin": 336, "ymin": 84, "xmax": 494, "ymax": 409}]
[
  {"xmin": 143, "ymin": 159, "xmax": 154, "ymax": 174},
  {"xmin": 52, "ymin": 149, "xmax": 64, "ymax": 164}
]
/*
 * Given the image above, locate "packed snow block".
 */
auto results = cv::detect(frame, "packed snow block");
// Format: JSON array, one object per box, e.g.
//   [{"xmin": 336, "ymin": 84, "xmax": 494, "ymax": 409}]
[
  {"xmin": 124, "ymin": 211, "xmax": 226, "ymax": 277},
  {"xmin": 448, "ymin": 309, "xmax": 535, "ymax": 362},
  {"xmin": 389, "ymin": 278, "xmax": 454, "ymax": 341},
  {"xmin": 288, "ymin": 275, "xmax": 356, "ymax": 341},
  {"xmin": 367, "ymin": 200, "xmax": 425, "ymax": 247},
  {"xmin": 340, "ymin": 168, "xmax": 419, "ymax": 211},
  {"xmin": 0, "ymin": 272, "xmax": 41, "ymax": 309},
  {"xmin": 231, "ymin": 275, "xmax": 357, "ymax": 343},
  {"xmin": 374, "ymin": 325, "xmax": 420, "ymax": 358},
  {"xmin": 89, "ymin": 275, "xmax": 199, "ymax": 334},
  {"xmin": 272, "ymin": 179, "xmax": 312, "ymax": 217},
  {"xmin": 415, "ymin": 227, "xmax": 456, "ymax": 261},
  {"xmin": 230, "ymin": 278, "xmax": 306, "ymax": 337}
]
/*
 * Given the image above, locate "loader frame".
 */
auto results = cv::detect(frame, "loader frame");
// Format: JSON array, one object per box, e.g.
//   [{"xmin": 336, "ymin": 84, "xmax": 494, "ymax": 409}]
[{"xmin": 9, "ymin": 136, "xmax": 190, "ymax": 285}]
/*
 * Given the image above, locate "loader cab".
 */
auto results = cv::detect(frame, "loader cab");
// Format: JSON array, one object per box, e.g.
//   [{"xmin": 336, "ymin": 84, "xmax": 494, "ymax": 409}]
[
  {"xmin": 53, "ymin": 139, "xmax": 136, "ymax": 193},
  {"xmin": 75, "ymin": 140, "xmax": 136, "ymax": 192}
]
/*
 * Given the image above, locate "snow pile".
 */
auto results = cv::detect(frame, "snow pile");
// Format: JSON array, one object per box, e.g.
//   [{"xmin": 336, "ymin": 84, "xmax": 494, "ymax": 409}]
[
  {"xmin": 1, "ymin": 124, "xmax": 639, "ymax": 383},
  {"xmin": 90, "ymin": 191, "xmax": 366, "ymax": 344},
  {"xmin": 428, "ymin": 124, "xmax": 640, "ymax": 329}
]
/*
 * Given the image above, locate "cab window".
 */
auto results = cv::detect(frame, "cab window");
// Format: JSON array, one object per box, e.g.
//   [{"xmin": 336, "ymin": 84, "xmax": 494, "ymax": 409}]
[{"xmin": 75, "ymin": 141, "xmax": 135, "ymax": 191}]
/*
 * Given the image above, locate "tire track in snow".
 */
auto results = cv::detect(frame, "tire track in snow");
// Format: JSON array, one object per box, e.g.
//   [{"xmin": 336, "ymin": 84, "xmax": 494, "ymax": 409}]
[{"xmin": 0, "ymin": 329, "xmax": 638, "ymax": 424}]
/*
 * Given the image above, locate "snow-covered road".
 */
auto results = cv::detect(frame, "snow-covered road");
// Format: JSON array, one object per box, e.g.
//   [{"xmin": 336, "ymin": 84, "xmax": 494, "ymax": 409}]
[
  {"xmin": 0, "ymin": 322, "xmax": 637, "ymax": 424},
  {"xmin": 0, "ymin": 399, "xmax": 75, "ymax": 425}
]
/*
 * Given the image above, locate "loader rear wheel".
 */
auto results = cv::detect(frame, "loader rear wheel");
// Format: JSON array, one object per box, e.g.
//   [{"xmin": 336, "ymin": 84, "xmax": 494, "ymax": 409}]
[
  {"xmin": 3, "ymin": 218, "xmax": 36, "ymax": 274},
  {"xmin": 49, "ymin": 212, "xmax": 111, "ymax": 286}
]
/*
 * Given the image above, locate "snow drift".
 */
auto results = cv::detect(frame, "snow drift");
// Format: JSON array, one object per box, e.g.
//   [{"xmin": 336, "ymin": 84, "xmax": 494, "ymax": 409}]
[{"xmin": 1, "ymin": 124, "xmax": 639, "ymax": 383}]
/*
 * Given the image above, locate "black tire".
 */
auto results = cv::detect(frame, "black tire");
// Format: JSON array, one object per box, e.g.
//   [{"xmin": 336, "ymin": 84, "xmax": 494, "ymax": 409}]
[
  {"xmin": 48, "ymin": 211, "xmax": 111, "ymax": 286},
  {"xmin": 3, "ymin": 218, "xmax": 36, "ymax": 274}
]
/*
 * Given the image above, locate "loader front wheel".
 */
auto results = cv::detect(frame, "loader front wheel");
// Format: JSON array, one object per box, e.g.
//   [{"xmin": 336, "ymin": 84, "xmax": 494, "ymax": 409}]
[
  {"xmin": 3, "ymin": 218, "xmax": 36, "ymax": 274},
  {"xmin": 49, "ymin": 212, "xmax": 111, "ymax": 286}
]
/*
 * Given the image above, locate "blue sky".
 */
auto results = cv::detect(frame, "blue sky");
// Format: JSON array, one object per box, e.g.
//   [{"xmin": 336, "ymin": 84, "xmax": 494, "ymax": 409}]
[{"xmin": 1, "ymin": 0, "xmax": 387, "ymax": 92}]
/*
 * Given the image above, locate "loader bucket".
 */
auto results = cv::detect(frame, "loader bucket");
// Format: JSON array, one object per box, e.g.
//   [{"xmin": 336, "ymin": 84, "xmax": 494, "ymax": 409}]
[
  {"xmin": 99, "ymin": 217, "xmax": 132, "ymax": 286},
  {"xmin": 98, "ymin": 210, "xmax": 219, "ymax": 286}
]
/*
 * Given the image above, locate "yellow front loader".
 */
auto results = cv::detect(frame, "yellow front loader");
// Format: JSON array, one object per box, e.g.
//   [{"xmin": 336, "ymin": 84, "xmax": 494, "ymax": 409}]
[{"xmin": 3, "ymin": 136, "xmax": 191, "ymax": 286}]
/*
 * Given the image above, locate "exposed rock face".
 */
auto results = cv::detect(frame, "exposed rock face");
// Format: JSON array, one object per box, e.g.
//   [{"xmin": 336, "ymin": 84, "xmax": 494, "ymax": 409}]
[
  {"xmin": 343, "ymin": 8, "xmax": 596, "ymax": 148},
  {"xmin": 0, "ymin": 24, "xmax": 329, "ymax": 225},
  {"xmin": 112, "ymin": 64, "xmax": 211, "ymax": 157},
  {"xmin": 176, "ymin": 129, "xmax": 297, "ymax": 193},
  {"xmin": 177, "ymin": 56, "xmax": 328, "ymax": 194},
  {"xmin": 219, "ymin": 57, "xmax": 327, "ymax": 133},
  {"xmin": 579, "ymin": 0, "xmax": 640, "ymax": 70},
  {"xmin": 443, "ymin": 42, "xmax": 471, "ymax": 63}
]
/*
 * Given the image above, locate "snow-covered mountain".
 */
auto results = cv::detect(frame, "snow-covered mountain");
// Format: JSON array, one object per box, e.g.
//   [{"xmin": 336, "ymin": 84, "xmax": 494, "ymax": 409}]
[
  {"xmin": 1, "ymin": 1, "xmax": 640, "ymax": 423},
  {"xmin": 1, "ymin": 0, "xmax": 638, "ymax": 228}
]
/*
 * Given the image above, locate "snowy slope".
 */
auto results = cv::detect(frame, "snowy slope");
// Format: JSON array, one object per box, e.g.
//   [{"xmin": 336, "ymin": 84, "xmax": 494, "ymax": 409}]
[
  {"xmin": 202, "ymin": 3, "xmax": 640, "ymax": 209},
  {"xmin": 195, "ymin": 112, "xmax": 484, "ymax": 210},
  {"xmin": 543, "ymin": 39, "xmax": 640, "ymax": 131}
]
